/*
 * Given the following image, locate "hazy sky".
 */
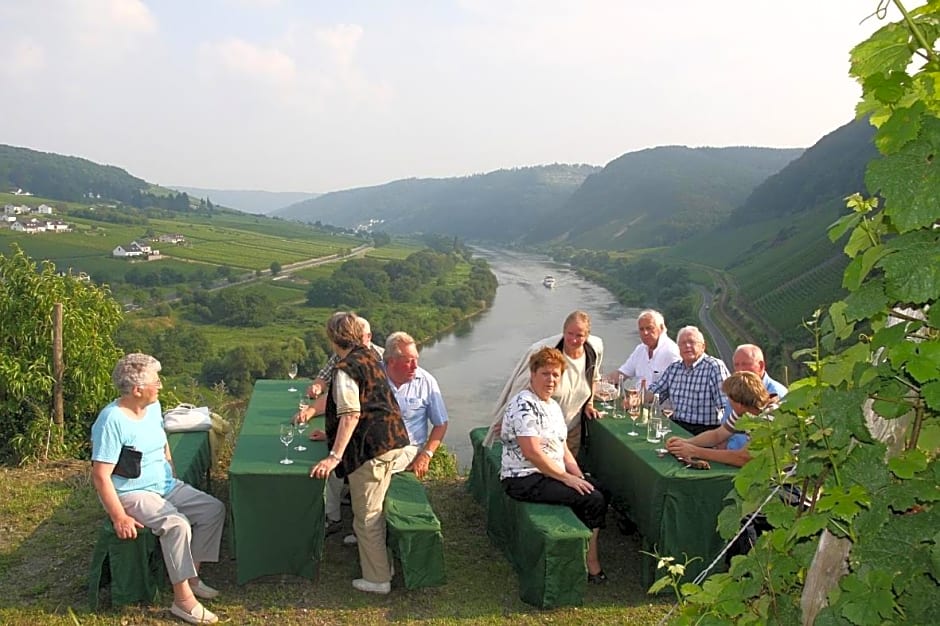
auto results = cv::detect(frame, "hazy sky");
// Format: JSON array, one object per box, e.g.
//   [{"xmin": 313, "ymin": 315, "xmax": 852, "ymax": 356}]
[{"xmin": 0, "ymin": 1, "xmax": 907, "ymax": 193}]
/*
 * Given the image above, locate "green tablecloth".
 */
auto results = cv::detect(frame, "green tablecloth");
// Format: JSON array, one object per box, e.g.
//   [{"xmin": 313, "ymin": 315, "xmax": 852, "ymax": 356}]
[
  {"xmin": 229, "ymin": 379, "xmax": 327, "ymax": 584},
  {"xmin": 168, "ymin": 430, "xmax": 211, "ymax": 489},
  {"xmin": 584, "ymin": 418, "xmax": 737, "ymax": 586}
]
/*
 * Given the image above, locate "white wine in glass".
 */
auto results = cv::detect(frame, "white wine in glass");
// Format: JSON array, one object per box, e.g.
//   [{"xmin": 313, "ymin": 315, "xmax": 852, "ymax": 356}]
[
  {"xmin": 287, "ymin": 363, "xmax": 298, "ymax": 392},
  {"xmin": 625, "ymin": 386, "xmax": 640, "ymax": 436},
  {"xmin": 294, "ymin": 398, "xmax": 308, "ymax": 451}
]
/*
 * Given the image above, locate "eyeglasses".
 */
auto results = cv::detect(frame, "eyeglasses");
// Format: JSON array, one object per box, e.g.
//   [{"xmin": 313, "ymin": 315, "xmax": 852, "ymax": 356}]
[{"xmin": 140, "ymin": 378, "xmax": 163, "ymax": 389}]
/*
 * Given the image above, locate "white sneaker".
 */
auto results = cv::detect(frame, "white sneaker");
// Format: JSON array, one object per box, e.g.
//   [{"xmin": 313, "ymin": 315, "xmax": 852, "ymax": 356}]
[
  {"xmin": 170, "ymin": 602, "xmax": 218, "ymax": 624},
  {"xmin": 352, "ymin": 578, "xmax": 390, "ymax": 594},
  {"xmin": 343, "ymin": 533, "xmax": 358, "ymax": 546}
]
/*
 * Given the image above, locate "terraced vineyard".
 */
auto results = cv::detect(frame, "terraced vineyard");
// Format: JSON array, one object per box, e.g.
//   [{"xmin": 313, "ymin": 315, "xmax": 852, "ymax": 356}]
[{"xmin": 750, "ymin": 255, "xmax": 848, "ymax": 333}]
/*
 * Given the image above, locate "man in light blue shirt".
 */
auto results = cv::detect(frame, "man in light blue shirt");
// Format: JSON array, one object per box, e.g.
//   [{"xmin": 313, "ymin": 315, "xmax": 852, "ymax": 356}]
[
  {"xmin": 384, "ymin": 331, "xmax": 449, "ymax": 479},
  {"xmin": 722, "ymin": 344, "xmax": 788, "ymax": 450}
]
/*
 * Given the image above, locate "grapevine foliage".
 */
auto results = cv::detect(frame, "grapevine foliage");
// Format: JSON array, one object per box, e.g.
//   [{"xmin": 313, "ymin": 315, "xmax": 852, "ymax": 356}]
[{"xmin": 672, "ymin": 2, "xmax": 940, "ymax": 624}]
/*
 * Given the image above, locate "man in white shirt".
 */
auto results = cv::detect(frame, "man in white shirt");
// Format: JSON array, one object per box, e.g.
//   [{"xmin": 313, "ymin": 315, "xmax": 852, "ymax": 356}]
[{"xmin": 611, "ymin": 309, "xmax": 680, "ymax": 386}]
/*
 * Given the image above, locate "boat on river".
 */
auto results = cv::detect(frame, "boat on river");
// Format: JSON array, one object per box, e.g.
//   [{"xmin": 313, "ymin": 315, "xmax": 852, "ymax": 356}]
[{"xmin": 542, "ymin": 275, "xmax": 556, "ymax": 288}]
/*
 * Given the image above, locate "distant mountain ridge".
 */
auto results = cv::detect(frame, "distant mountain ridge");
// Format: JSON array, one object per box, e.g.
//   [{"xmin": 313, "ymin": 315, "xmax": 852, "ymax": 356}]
[
  {"xmin": 273, "ymin": 164, "xmax": 600, "ymax": 242},
  {"xmin": 525, "ymin": 146, "xmax": 804, "ymax": 248},
  {"xmin": 169, "ymin": 186, "xmax": 319, "ymax": 215}
]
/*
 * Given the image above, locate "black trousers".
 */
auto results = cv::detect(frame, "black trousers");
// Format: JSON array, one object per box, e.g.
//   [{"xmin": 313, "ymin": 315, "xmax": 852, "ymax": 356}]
[
  {"xmin": 673, "ymin": 420, "xmax": 720, "ymax": 436},
  {"xmin": 502, "ymin": 473, "xmax": 609, "ymax": 530}
]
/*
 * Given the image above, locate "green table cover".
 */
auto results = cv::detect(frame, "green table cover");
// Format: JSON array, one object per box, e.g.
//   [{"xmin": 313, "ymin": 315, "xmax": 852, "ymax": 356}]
[
  {"xmin": 467, "ymin": 427, "xmax": 591, "ymax": 608},
  {"xmin": 583, "ymin": 418, "xmax": 737, "ymax": 586},
  {"xmin": 88, "ymin": 430, "xmax": 211, "ymax": 608},
  {"xmin": 384, "ymin": 472, "xmax": 446, "ymax": 588},
  {"xmin": 228, "ymin": 379, "xmax": 327, "ymax": 584},
  {"xmin": 168, "ymin": 430, "xmax": 211, "ymax": 489}
]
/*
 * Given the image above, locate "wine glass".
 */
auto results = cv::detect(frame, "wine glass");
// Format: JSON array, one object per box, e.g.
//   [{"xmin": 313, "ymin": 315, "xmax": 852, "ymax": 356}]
[
  {"xmin": 287, "ymin": 363, "xmax": 298, "ymax": 392},
  {"xmin": 294, "ymin": 397, "xmax": 309, "ymax": 451},
  {"xmin": 654, "ymin": 418, "xmax": 673, "ymax": 455},
  {"xmin": 661, "ymin": 398, "xmax": 675, "ymax": 422},
  {"xmin": 625, "ymin": 384, "xmax": 640, "ymax": 436},
  {"xmin": 279, "ymin": 424, "xmax": 294, "ymax": 464}
]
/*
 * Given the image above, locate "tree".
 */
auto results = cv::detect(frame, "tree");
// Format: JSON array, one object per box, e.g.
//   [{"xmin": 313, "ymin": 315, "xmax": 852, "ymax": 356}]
[
  {"xmin": 673, "ymin": 3, "xmax": 940, "ymax": 624},
  {"xmin": 0, "ymin": 245, "xmax": 123, "ymax": 462},
  {"xmin": 270, "ymin": 261, "xmax": 282, "ymax": 276}
]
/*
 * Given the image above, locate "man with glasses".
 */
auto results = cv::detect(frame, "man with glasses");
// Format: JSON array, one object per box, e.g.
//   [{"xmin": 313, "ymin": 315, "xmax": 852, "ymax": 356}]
[{"xmin": 644, "ymin": 326, "xmax": 730, "ymax": 435}]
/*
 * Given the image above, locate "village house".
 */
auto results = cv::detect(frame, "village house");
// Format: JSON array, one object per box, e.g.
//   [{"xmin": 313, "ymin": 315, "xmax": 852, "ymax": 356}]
[
  {"xmin": 156, "ymin": 233, "xmax": 186, "ymax": 244},
  {"xmin": 112, "ymin": 240, "xmax": 160, "ymax": 259},
  {"xmin": 44, "ymin": 219, "xmax": 71, "ymax": 232},
  {"xmin": 11, "ymin": 218, "xmax": 46, "ymax": 234}
]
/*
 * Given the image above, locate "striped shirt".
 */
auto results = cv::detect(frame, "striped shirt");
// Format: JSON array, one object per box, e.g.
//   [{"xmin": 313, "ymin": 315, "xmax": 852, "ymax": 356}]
[{"xmin": 648, "ymin": 354, "xmax": 730, "ymax": 426}]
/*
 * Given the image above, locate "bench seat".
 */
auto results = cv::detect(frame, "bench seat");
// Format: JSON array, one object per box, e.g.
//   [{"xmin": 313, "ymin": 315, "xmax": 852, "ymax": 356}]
[
  {"xmin": 468, "ymin": 427, "xmax": 591, "ymax": 608},
  {"xmin": 384, "ymin": 471, "xmax": 446, "ymax": 588},
  {"xmin": 88, "ymin": 431, "xmax": 211, "ymax": 609}
]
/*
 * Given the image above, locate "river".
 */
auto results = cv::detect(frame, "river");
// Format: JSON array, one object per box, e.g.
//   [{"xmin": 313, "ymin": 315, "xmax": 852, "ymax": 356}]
[{"xmin": 419, "ymin": 248, "xmax": 641, "ymax": 468}]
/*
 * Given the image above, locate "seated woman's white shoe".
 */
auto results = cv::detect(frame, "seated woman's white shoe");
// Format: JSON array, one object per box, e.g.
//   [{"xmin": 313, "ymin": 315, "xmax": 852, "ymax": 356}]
[
  {"xmin": 352, "ymin": 578, "xmax": 390, "ymax": 594},
  {"xmin": 191, "ymin": 580, "xmax": 220, "ymax": 599},
  {"xmin": 170, "ymin": 601, "xmax": 219, "ymax": 624}
]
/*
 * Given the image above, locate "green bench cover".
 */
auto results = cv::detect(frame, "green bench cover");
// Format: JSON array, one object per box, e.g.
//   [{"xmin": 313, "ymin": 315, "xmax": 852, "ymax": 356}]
[
  {"xmin": 88, "ymin": 431, "xmax": 212, "ymax": 609},
  {"xmin": 384, "ymin": 472, "xmax": 445, "ymax": 588},
  {"xmin": 468, "ymin": 427, "xmax": 591, "ymax": 608}
]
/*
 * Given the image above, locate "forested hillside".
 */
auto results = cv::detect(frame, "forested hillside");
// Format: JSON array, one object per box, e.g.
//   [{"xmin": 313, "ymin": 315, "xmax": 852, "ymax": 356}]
[
  {"xmin": 273, "ymin": 164, "xmax": 599, "ymax": 241},
  {"xmin": 0, "ymin": 144, "xmax": 150, "ymax": 204},
  {"xmin": 666, "ymin": 118, "xmax": 878, "ymax": 366},
  {"xmin": 526, "ymin": 146, "xmax": 802, "ymax": 248}
]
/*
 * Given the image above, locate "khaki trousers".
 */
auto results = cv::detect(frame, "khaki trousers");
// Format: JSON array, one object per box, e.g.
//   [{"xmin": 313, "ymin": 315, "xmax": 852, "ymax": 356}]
[{"xmin": 346, "ymin": 448, "xmax": 404, "ymax": 583}]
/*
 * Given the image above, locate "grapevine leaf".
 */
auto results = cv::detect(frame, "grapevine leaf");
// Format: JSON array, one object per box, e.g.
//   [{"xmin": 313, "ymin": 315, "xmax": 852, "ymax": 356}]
[
  {"xmin": 923, "ymin": 380, "xmax": 940, "ymax": 412},
  {"xmin": 850, "ymin": 22, "xmax": 914, "ymax": 80},
  {"xmin": 907, "ymin": 353, "xmax": 939, "ymax": 383},
  {"xmin": 843, "ymin": 244, "xmax": 887, "ymax": 291},
  {"xmin": 789, "ymin": 513, "xmax": 828, "ymax": 540},
  {"xmin": 863, "ymin": 70, "xmax": 909, "ymax": 105},
  {"xmin": 916, "ymin": 340, "xmax": 940, "ymax": 376},
  {"xmin": 828, "ymin": 211, "xmax": 863, "ymax": 242},
  {"xmin": 916, "ymin": 420, "xmax": 940, "ymax": 453},
  {"xmin": 648, "ymin": 575, "xmax": 672, "ymax": 595},
  {"xmin": 888, "ymin": 448, "xmax": 929, "ymax": 479},
  {"xmin": 839, "ymin": 570, "xmax": 897, "ymax": 625},
  {"xmin": 877, "ymin": 242, "xmax": 940, "ymax": 304},
  {"xmin": 843, "ymin": 222, "xmax": 876, "ymax": 258},
  {"xmin": 866, "ymin": 117, "xmax": 940, "ymax": 233},
  {"xmin": 843, "ymin": 278, "xmax": 887, "ymax": 321},
  {"xmin": 875, "ymin": 101, "xmax": 925, "ymax": 154}
]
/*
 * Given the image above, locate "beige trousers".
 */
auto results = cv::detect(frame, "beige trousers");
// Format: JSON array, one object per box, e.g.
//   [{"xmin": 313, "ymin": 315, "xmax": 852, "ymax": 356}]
[{"xmin": 346, "ymin": 448, "xmax": 404, "ymax": 583}]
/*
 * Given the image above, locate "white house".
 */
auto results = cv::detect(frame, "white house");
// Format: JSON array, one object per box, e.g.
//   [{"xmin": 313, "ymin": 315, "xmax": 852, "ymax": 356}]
[
  {"xmin": 157, "ymin": 233, "xmax": 186, "ymax": 244},
  {"xmin": 113, "ymin": 240, "xmax": 160, "ymax": 259},
  {"xmin": 44, "ymin": 220, "xmax": 71, "ymax": 232},
  {"xmin": 37, "ymin": 204, "xmax": 53, "ymax": 214},
  {"xmin": 11, "ymin": 218, "xmax": 46, "ymax": 234}
]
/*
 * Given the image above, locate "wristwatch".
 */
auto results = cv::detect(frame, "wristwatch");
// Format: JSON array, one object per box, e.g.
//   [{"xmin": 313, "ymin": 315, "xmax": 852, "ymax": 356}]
[
  {"xmin": 328, "ymin": 450, "xmax": 341, "ymax": 461},
  {"xmin": 422, "ymin": 449, "xmax": 434, "ymax": 459}
]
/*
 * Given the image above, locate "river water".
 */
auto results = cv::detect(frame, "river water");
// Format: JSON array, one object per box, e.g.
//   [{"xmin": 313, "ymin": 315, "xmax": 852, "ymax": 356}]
[{"xmin": 419, "ymin": 248, "xmax": 640, "ymax": 468}]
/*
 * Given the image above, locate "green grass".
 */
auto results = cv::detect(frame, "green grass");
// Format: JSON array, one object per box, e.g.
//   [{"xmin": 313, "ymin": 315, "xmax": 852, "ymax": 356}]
[{"xmin": 0, "ymin": 454, "xmax": 673, "ymax": 625}]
